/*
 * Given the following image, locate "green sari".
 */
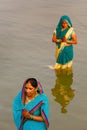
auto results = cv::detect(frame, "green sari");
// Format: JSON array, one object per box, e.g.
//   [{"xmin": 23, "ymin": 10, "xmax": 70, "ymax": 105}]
[{"xmin": 55, "ymin": 15, "xmax": 74, "ymax": 69}]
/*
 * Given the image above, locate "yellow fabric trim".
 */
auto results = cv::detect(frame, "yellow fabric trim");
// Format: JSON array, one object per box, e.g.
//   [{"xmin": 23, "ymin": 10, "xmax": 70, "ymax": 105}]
[
  {"xmin": 65, "ymin": 27, "xmax": 73, "ymax": 39},
  {"xmin": 54, "ymin": 60, "xmax": 73, "ymax": 69},
  {"xmin": 53, "ymin": 30, "xmax": 56, "ymax": 34},
  {"xmin": 56, "ymin": 27, "xmax": 74, "ymax": 59}
]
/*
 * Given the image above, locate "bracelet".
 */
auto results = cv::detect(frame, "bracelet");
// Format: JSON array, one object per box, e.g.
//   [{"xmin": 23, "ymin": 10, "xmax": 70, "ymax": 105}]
[
  {"xmin": 30, "ymin": 114, "xmax": 34, "ymax": 120},
  {"xmin": 67, "ymin": 40, "xmax": 71, "ymax": 44}
]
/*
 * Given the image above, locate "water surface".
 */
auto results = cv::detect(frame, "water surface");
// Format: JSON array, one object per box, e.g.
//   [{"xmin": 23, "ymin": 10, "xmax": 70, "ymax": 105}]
[{"xmin": 0, "ymin": 0, "xmax": 87, "ymax": 130}]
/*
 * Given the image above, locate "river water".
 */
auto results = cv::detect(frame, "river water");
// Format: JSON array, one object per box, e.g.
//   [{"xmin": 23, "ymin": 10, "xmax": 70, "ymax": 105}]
[{"xmin": 0, "ymin": 0, "xmax": 87, "ymax": 130}]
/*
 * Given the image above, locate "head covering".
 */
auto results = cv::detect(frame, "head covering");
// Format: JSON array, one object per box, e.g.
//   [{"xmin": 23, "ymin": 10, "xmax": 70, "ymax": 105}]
[
  {"xmin": 21, "ymin": 80, "xmax": 44, "ymax": 104},
  {"xmin": 56, "ymin": 15, "xmax": 73, "ymax": 36},
  {"xmin": 37, "ymin": 81, "xmax": 44, "ymax": 94}
]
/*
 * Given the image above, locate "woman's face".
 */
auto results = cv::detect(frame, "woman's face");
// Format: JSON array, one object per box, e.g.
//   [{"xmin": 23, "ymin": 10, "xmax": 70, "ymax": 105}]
[
  {"xmin": 25, "ymin": 82, "xmax": 37, "ymax": 97},
  {"xmin": 62, "ymin": 20, "xmax": 68, "ymax": 29}
]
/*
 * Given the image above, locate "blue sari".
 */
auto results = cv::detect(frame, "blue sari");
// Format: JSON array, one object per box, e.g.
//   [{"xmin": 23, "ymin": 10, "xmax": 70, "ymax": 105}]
[{"xmin": 12, "ymin": 83, "xmax": 49, "ymax": 130}]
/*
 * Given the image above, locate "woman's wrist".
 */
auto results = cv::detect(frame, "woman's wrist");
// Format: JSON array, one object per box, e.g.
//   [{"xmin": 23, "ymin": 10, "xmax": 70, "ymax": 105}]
[
  {"xmin": 30, "ymin": 114, "xmax": 34, "ymax": 120},
  {"xmin": 67, "ymin": 40, "xmax": 71, "ymax": 44}
]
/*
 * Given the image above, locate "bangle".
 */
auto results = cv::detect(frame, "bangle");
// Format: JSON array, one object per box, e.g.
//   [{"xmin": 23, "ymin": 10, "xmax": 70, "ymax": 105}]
[
  {"xmin": 67, "ymin": 40, "xmax": 71, "ymax": 44},
  {"xmin": 30, "ymin": 114, "xmax": 34, "ymax": 120}
]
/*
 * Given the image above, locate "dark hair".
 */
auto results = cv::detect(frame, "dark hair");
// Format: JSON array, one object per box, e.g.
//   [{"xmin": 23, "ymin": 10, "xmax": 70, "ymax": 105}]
[{"xmin": 25, "ymin": 78, "xmax": 38, "ymax": 88}]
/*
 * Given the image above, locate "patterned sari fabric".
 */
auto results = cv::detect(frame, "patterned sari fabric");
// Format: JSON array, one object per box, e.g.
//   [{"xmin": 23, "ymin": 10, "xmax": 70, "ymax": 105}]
[
  {"xmin": 12, "ymin": 83, "xmax": 49, "ymax": 130},
  {"xmin": 54, "ymin": 15, "xmax": 75, "ymax": 69}
]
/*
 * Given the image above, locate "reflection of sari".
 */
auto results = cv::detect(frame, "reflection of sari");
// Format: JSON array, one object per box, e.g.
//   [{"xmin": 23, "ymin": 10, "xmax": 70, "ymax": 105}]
[
  {"xmin": 12, "ymin": 84, "xmax": 49, "ymax": 130},
  {"xmin": 51, "ymin": 68, "xmax": 75, "ymax": 113}
]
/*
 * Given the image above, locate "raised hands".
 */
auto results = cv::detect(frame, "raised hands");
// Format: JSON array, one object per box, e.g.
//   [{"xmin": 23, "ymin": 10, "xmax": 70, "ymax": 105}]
[{"xmin": 22, "ymin": 109, "xmax": 30, "ymax": 119}]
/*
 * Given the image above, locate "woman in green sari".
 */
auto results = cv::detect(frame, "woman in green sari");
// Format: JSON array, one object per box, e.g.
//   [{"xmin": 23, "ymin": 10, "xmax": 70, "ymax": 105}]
[{"xmin": 52, "ymin": 15, "xmax": 77, "ymax": 69}]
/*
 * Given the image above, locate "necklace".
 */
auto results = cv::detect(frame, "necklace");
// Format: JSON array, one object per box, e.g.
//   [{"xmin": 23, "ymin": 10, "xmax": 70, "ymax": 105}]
[{"xmin": 25, "ymin": 93, "xmax": 38, "ymax": 104}]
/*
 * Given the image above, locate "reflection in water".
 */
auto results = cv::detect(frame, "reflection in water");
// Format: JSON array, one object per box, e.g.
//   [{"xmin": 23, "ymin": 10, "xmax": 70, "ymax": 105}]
[{"xmin": 51, "ymin": 68, "xmax": 75, "ymax": 113}]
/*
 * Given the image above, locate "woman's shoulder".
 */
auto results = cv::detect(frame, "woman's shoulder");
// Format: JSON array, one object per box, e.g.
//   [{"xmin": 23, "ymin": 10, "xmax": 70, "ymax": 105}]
[
  {"xmin": 13, "ymin": 91, "xmax": 22, "ymax": 101},
  {"xmin": 53, "ymin": 30, "xmax": 56, "ymax": 34},
  {"xmin": 70, "ymin": 27, "xmax": 76, "ymax": 34},
  {"xmin": 39, "ymin": 93, "xmax": 49, "ymax": 100}
]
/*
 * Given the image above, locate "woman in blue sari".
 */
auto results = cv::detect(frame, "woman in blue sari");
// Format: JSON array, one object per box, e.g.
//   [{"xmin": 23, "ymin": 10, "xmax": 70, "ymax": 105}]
[
  {"xmin": 52, "ymin": 15, "xmax": 77, "ymax": 69},
  {"xmin": 12, "ymin": 78, "xmax": 49, "ymax": 130}
]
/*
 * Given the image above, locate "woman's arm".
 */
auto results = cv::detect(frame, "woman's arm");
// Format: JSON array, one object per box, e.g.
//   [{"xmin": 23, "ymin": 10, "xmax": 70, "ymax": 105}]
[
  {"xmin": 62, "ymin": 33, "xmax": 77, "ymax": 45},
  {"xmin": 29, "ymin": 115, "xmax": 44, "ymax": 122},
  {"xmin": 22, "ymin": 109, "xmax": 44, "ymax": 122},
  {"xmin": 67, "ymin": 33, "xmax": 77, "ymax": 44},
  {"xmin": 52, "ymin": 30, "xmax": 61, "ymax": 43}
]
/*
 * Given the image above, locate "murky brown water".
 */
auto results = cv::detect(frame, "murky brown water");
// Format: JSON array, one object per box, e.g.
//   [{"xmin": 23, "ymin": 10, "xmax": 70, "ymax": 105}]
[{"xmin": 0, "ymin": 0, "xmax": 87, "ymax": 130}]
